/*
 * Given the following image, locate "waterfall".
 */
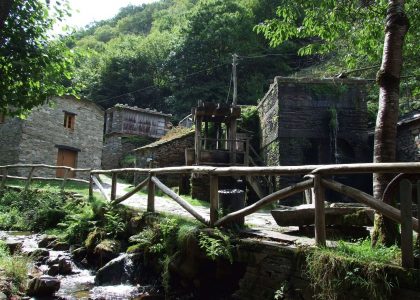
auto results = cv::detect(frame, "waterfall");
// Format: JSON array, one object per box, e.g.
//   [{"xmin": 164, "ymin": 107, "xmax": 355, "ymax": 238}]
[{"xmin": 329, "ymin": 108, "xmax": 339, "ymax": 164}]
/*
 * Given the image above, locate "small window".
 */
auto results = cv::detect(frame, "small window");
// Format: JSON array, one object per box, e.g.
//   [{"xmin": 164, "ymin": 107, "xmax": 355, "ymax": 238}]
[
  {"xmin": 64, "ymin": 112, "xmax": 75, "ymax": 130},
  {"xmin": 0, "ymin": 113, "xmax": 4, "ymax": 124}
]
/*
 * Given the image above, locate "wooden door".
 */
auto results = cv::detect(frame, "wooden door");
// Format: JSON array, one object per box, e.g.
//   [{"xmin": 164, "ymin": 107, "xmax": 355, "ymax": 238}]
[{"xmin": 56, "ymin": 149, "xmax": 77, "ymax": 178}]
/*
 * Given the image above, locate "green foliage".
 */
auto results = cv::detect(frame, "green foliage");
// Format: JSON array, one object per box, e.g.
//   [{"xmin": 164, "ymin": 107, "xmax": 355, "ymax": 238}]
[
  {"xmin": 0, "ymin": 240, "xmax": 30, "ymax": 295},
  {"xmin": 306, "ymin": 239, "xmax": 400, "ymax": 300},
  {"xmin": 0, "ymin": 0, "xmax": 76, "ymax": 116},
  {"xmin": 198, "ymin": 228, "xmax": 233, "ymax": 263},
  {"xmin": 0, "ymin": 189, "xmax": 67, "ymax": 231}
]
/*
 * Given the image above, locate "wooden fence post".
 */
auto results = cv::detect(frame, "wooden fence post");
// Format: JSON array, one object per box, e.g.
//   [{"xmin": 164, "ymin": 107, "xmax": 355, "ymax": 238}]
[
  {"xmin": 61, "ymin": 169, "xmax": 69, "ymax": 192},
  {"xmin": 111, "ymin": 172, "xmax": 117, "ymax": 201},
  {"xmin": 417, "ymin": 180, "xmax": 420, "ymax": 247},
  {"xmin": 89, "ymin": 174, "xmax": 93, "ymax": 199},
  {"xmin": 314, "ymin": 174, "xmax": 326, "ymax": 247},
  {"xmin": 210, "ymin": 175, "xmax": 219, "ymax": 226},
  {"xmin": 147, "ymin": 173, "xmax": 155, "ymax": 212},
  {"xmin": 0, "ymin": 168, "xmax": 7, "ymax": 192},
  {"xmin": 400, "ymin": 179, "xmax": 414, "ymax": 268},
  {"xmin": 24, "ymin": 167, "xmax": 36, "ymax": 191}
]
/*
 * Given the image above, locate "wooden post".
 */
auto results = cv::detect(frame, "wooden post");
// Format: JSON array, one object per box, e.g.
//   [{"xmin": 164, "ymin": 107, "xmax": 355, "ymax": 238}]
[
  {"xmin": 195, "ymin": 117, "xmax": 202, "ymax": 164},
  {"xmin": 210, "ymin": 175, "xmax": 219, "ymax": 226},
  {"xmin": 61, "ymin": 169, "xmax": 69, "ymax": 192},
  {"xmin": 89, "ymin": 174, "xmax": 94, "ymax": 199},
  {"xmin": 229, "ymin": 119, "xmax": 237, "ymax": 164},
  {"xmin": 147, "ymin": 173, "xmax": 155, "ymax": 212},
  {"xmin": 417, "ymin": 181, "xmax": 420, "ymax": 247},
  {"xmin": 204, "ymin": 121, "xmax": 208, "ymax": 150},
  {"xmin": 24, "ymin": 167, "xmax": 36, "ymax": 191},
  {"xmin": 244, "ymin": 138, "xmax": 250, "ymax": 166},
  {"xmin": 400, "ymin": 179, "xmax": 414, "ymax": 268},
  {"xmin": 305, "ymin": 189, "xmax": 312, "ymax": 204},
  {"xmin": 111, "ymin": 172, "xmax": 117, "ymax": 201},
  {"xmin": 0, "ymin": 168, "xmax": 7, "ymax": 192},
  {"xmin": 314, "ymin": 174, "xmax": 326, "ymax": 246}
]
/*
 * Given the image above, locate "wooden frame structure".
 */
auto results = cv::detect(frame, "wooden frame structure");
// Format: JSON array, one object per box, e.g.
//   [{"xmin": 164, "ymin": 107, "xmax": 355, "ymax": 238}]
[{"xmin": 91, "ymin": 162, "xmax": 420, "ymax": 269}]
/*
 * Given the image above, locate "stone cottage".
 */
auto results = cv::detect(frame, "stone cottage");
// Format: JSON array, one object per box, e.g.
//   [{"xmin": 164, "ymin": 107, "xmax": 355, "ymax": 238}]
[
  {"xmin": 396, "ymin": 111, "xmax": 420, "ymax": 162},
  {"xmin": 258, "ymin": 77, "xmax": 371, "ymax": 200},
  {"xmin": 0, "ymin": 96, "xmax": 104, "ymax": 178},
  {"xmin": 102, "ymin": 104, "xmax": 172, "ymax": 169}
]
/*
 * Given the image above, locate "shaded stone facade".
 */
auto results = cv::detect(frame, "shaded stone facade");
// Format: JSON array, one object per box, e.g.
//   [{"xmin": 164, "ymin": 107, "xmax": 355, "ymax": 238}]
[
  {"xmin": 396, "ymin": 111, "xmax": 420, "ymax": 162},
  {"xmin": 258, "ymin": 77, "xmax": 371, "ymax": 202},
  {"xmin": 0, "ymin": 96, "xmax": 104, "ymax": 178}
]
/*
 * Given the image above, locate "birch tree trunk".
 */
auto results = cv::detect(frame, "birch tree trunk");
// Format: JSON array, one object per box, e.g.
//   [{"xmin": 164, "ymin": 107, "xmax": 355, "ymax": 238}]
[{"xmin": 372, "ymin": 0, "xmax": 409, "ymax": 246}]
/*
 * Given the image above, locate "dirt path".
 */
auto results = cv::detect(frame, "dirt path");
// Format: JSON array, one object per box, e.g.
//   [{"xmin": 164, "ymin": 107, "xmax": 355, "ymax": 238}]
[{"xmin": 96, "ymin": 179, "xmax": 315, "ymax": 246}]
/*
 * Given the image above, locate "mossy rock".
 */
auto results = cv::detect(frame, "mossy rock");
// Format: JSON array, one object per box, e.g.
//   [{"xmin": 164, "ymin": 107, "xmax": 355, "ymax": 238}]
[{"xmin": 84, "ymin": 228, "xmax": 104, "ymax": 251}]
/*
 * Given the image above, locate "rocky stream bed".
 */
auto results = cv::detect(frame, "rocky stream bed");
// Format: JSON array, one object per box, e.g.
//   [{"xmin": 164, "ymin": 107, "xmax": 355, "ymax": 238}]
[{"xmin": 0, "ymin": 231, "xmax": 160, "ymax": 300}]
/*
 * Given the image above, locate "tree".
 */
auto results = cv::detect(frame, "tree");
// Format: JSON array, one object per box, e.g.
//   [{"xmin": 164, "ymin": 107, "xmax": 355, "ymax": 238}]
[
  {"xmin": 256, "ymin": 0, "xmax": 415, "ymax": 245},
  {"xmin": 0, "ymin": 0, "xmax": 75, "ymax": 116}
]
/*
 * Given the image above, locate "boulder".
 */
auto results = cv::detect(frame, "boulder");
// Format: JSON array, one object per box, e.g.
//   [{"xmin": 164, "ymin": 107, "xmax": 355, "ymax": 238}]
[
  {"xmin": 29, "ymin": 249, "xmax": 50, "ymax": 262},
  {"xmin": 47, "ymin": 264, "xmax": 59, "ymax": 276},
  {"xmin": 58, "ymin": 259, "xmax": 73, "ymax": 275},
  {"xmin": 5, "ymin": 241, "xmax": 22, "ymax": 255},
  {"xmin": 38, "ymin": 236, "xmax": 58, "ymax": 248},
  {"xmin": 95, "ymin": 254, "xmax": 141, "ymax": 285},
  {"xmin": 71, "ymin": 247, "xmax": 87, "ymax": 262},
  {"xmin": 49, "ymin": 241, "xmax": 70, "ymax": 251},
  {"xmin": 26, "ymin": 276, "xmax": 60, "ymax": 297},
  {"xmin": 93, "ymin": 239, "xmax": 120, "ymax": 268}
]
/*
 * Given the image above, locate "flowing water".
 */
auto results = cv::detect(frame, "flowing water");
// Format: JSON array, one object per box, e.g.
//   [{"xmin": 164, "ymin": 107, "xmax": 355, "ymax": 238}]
[{"xmin": 0, "ymin": 231, "xmax": 149, "ymax": 300}]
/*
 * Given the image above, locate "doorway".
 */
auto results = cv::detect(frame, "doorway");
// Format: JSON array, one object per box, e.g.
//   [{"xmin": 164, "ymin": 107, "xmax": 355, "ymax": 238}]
[{"xmin": 56, "ymin": 148, "xmax": 77, "ymax": 178}]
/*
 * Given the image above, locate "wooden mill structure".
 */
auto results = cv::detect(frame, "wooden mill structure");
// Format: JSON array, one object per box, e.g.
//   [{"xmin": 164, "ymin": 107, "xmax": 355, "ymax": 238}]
[{"xmin": 186, "ymin": 101, "xmax": 249, "ymax": 166}]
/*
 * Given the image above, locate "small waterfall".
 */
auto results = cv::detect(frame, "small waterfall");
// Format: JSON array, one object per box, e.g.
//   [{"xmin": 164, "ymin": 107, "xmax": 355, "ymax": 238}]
[{"xmin": 329, "ymin": 108, "xmax": 339, "ymax": 164}]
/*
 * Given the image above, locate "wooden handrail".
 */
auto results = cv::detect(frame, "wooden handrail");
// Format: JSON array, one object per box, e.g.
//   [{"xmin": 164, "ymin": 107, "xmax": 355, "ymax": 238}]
[{"xmin": 113, "ymin": 178, "xmax": 148, "ymax": 205}]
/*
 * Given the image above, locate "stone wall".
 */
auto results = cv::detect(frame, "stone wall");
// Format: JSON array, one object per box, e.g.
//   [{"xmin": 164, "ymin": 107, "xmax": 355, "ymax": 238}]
[
  {"xmin": 258, "ymin": 77, "xmax": 371, "ymax": 202},
  {"xmin": 397, "ymin": 121, "xmax": 420, "ymax": 162},
  {"xmin": 10, "ymin": 96, "xmax": 104, "ymax": 178},
  {"xmin": 0, "ymin": 117, "xmax": 23, "ymax": 169}
]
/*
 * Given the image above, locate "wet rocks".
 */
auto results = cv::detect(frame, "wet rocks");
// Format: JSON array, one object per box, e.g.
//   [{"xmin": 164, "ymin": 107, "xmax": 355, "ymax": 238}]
[
  {"xmin": 5, "ymin": 240, "xmax": 22, "ymax": 255},
  {"xmin": 95, "ymin": 253, "xmax": 140, "ymax": 286},
  {"xmin": 27, "ymin": 275, "xmax": 60, "ymax": 297},
  {"xmin": 38, "ymin": 235, "xmax": 58, "ymax": 248},
  {"xmin": 92, "ymin": 239, "xmax": 120, "ymax": 268},
  {"xmin": 30, "ymin": 248, "xmax": 50, "ymax": 263}
]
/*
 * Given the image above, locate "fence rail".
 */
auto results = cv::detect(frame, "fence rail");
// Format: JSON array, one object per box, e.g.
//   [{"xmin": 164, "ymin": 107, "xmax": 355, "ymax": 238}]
[
  {"xmin": 91, "ymin": 162, "xmax": 420, "ymax": 269},
  {"xmin": 1, "ymin": 162, "xmax": 419, "ymax": 269}
]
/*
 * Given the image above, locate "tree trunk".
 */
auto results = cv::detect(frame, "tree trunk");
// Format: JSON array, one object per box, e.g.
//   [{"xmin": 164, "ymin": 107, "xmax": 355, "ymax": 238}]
[
  {"xmin": 372, "ymin": 0, "xmax": 409, "ymax": 246},
  {"xmin": 0, "ymin": 0, "xmax": 12, "ymax": 32}
]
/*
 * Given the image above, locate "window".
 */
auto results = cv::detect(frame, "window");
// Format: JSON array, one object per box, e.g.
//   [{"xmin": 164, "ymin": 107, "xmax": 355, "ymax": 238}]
[{"xmin": 64, "ymin": 112, "xmax": 75, "ymax": 130}]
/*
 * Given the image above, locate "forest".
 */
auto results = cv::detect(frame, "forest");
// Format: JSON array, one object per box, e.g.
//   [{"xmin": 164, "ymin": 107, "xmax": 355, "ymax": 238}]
[{"xmin": 63, "ymin": 0, "xmax": 419, "ymax": 121}]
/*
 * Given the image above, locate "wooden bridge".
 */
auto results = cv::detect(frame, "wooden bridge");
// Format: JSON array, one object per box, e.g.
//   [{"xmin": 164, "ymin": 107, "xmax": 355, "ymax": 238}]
[{"xmin": 1, "ymin": 162, "xmax": 420, "ymax": 268}]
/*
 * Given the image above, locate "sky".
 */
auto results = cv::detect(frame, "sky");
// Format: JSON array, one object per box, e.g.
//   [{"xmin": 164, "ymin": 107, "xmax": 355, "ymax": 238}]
[{"xmin": 53, "ymin": 0, "xmax": 158, "ymax": 33}]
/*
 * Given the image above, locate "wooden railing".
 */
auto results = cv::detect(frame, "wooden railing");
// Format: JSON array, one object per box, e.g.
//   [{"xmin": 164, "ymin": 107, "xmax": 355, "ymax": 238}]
[
  {"xmin": 0, "ymin": 164, "xmax": 90, "ymax": 192},
  {"xmin": 90, "ymin": 162, "xmax": 420, "ymax": 268}
]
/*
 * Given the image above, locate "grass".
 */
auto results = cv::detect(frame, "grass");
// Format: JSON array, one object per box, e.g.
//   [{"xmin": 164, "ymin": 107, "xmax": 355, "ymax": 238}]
[
  {"xmin": 306, "ymin": 238, "xmax": 401, "ymax": 300},
  {"xmin": 3, "ymin": 177, "xmax": 93, "ymax": 197},
  {"xmin": 0, "ymin": 240, "xmax": 29, "ymax": 295}
]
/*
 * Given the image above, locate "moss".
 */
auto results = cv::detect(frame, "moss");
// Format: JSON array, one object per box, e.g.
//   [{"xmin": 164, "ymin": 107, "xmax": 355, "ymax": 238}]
[{"xmin": 85, "ymin": 228, "xmax": 104, "ymax": 250}]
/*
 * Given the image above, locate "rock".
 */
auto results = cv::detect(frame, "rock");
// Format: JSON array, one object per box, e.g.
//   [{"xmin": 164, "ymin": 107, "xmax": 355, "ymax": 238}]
[
  {"xmin": 0, "ymin": 292, "xmax": 6, "ymax": 300},
  {"xmin": 85, "ymin": 229, "xmax": 103, "ymax": 251},
  {"xmin": 58, "ymin": 259, "xmax": 73, "ymax": 275},
  {"xmin": 5, "ymin": 241, "xmax": 22, "ymax": 255},
  {"xmin": 26, "ymin": 276, "xmax": 60, "ymax": 297},
  {"xmin": 30, "ymin": 249, "xmax": 50, "ymax": 262},
  {"xmin": 71, "ymin": 247, "xmax": 87, "ymax": 262},
  {"xmin": 93, "ymin": 239, "xmax": 120, "ymax": 268},
  {"xmin": 50, "ymin": 241, "xmax": 70, "ymax": 251},
  {"xmin": 38, "ymin": 235, "xmax": 58, "ymax": 248},
  {"xmin": 95, "ymin": 254, "xmax": 140, "ymax": 285},
  {"xmin": 47, "ymin": 264, "xmax": 59, "ymax": 276}
]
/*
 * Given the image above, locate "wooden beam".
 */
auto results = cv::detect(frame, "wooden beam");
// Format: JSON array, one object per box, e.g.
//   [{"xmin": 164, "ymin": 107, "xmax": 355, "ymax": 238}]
[
  {"xmin": 311, "ymin": 162, "xmax": 420, "ymax": 175},
  {"xmin": 400, "ymin": 179, "xmax": 414, "ymax": 268},
  {"xmin": 89, "ymin": 175, "xmax": 93, "ymax": 199},
  {"xmin": 113, "ymin": 178, "xmax": 148, "ymax": 204},
  {"xmin": 91, "ymin": 175, "xmax": 110, "ymax": 201},
  {"xmin": 322, "ymin": 179, "xmax": 419, "ymax": 233},
  {"xmin": 209, "ymin": 175, "xmax": 219, "ymax": 226},
  {"xmin": 60, "ymin": 169, "xmax": 69, "ymax": 192},
  {"xmin": 24, "ymin": 167, "xmax": 36, "ymax": 191},
  {"xmin": 214, "ymin": 179, "xmax": 313, "ymax": 227},
  {"xmin": 314, "ymin": 175, "xmax": 326, "ymax": 247},
  {"xmin": 151, "ymin": 176, "xmax": 209, "ymax": 226},
  {"xmin": 0, "ymin": 168, "xmax": 7, "ymax": 191},
  {"xmin": 147, "ymin": 173, "xmax": 155, "ymax": 212},
  {"xmin": 111, "ymin": 172, "xmax": 117, "ymax": 201}
]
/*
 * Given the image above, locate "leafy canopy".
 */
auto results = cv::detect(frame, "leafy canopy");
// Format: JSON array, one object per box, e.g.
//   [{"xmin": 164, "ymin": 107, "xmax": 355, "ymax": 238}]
[{"xmin": 0, "ymin": 0, "xmax": 75, "ymax": 116}]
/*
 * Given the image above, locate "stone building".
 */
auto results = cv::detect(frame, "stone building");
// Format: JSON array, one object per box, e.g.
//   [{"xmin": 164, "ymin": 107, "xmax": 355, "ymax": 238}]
[
  {"xmin": 0, "ymin": 96, "xmax": 104, "ymax": 178},
  {"xmin": 102, "ymin": 104, "xmax": 172, "ymax": 169},
  {"xmin": 258, "ymin": 77, "xmax": 371, "ymax": 201},
  {"xmin": 396, "ymin": 111, "xmax": 420, "ymax": 162}
]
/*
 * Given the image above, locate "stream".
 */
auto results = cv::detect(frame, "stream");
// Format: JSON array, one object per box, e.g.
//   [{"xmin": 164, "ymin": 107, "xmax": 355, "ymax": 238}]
[{"xmin": 0, "ymin": 231, "xmax": 151, "ymax": 300}]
